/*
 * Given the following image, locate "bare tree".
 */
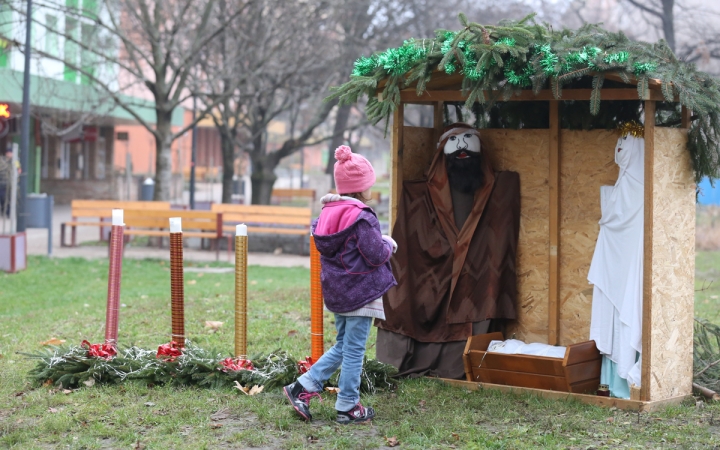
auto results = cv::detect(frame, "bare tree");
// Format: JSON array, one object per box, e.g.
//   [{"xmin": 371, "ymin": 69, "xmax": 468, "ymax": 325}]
[{"xmin": 6, "ymin": 0, "xmax": 248, "ymax": 200}]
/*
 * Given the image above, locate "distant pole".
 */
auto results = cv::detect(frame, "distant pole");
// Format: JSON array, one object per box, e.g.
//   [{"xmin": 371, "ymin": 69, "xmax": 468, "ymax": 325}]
[
  {"xmin": 190, "ymin": 96, "xmax": 197, "ymax": 209},
  {"xmin": 17, "ymin": 0, "xmax": 32, "ymax": 232}
]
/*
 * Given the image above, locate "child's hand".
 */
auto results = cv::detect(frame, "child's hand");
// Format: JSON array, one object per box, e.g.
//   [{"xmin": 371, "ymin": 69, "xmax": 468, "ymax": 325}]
[{"xmin": 382, "ymin": 235, "xmax": 398, "ymax": 253}]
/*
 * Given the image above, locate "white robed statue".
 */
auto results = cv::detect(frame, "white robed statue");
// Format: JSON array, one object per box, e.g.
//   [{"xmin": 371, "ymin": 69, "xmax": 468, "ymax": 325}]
[{"xmin": 588, "ymin": 130, "xmax": 644, "ymax": 398}]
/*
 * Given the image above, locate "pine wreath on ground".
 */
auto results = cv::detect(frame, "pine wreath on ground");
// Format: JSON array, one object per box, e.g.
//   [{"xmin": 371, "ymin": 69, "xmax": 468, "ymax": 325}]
[{"xmin": 22, "ymin": 342, "xmax": 398, "ymax": 393}]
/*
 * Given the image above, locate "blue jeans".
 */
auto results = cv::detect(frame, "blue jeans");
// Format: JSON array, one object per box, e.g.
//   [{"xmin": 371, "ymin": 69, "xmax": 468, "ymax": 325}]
[{"xmin": 298, "ymin": 314, "xmax": 372, "ymax": 412}]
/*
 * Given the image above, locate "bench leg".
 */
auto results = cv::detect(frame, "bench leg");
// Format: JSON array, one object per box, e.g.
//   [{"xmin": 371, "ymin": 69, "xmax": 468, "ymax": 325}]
[
  {"xmin": 227, "ymin": 235, "xmax": 231, "ymax": 262},
  {"xmin": 215, "ymin": 239, "xmax": 219, "ymax": 261},
  {"xmin": 60, "ymin": 224, "xmax": 66, "ymax": 247},
  {"xmin": 72, "ymin": 226, "xmax": 77, "ymax": 247}
]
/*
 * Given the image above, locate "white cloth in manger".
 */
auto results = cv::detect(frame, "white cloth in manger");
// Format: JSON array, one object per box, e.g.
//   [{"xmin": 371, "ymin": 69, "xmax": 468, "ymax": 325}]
[
  {"xmin": 588, "ymin": 133, "xmax": 644, "ymax": 389},
  {"xmin": 487, "ymin": 339, "xmax": 567, "ymax": 359}
]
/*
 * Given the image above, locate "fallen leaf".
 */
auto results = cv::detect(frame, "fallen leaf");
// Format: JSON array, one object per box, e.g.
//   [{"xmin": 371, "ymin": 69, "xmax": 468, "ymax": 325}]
[
  {"xmin": 325, "ymin": 387, "xmax": 340, "ymax": 394},
  {"xmin": 452, "ymin": 432, "xmax": 460, "ymax": 441},
  {"xmin": 266, "ymin": 279, "xmax": 273, "ymax": 283},
  {"xmin": 83, "ymin": 378, "xmax": 95, "ymax": 387},
  {"xmin": 210, "ymin": 423, "xmax": 223, "ymax": 429},
  {"xmin": 63, "ymin": 389, "xmax": 73, "ymax": 395},
  {"xmin": 41, "ymin": 338, "xmax": 66, "ymax": 346},
  {"xmin": 248, "ymin": 385, "xmax": 264, "ymax": 396},
  {"xmin": 210, "ymin": 409, "xmax": 230, "ymax": 421},
  {"xmin": 385, "ymin": 436, "xmax": 400, "ymax": 447},
  {"xmin": 419, "ymin": 400, "xmax": 426, "ymax": 407},
  {"xmin": 48, "ymin": 407, "xmax": 58, "ymax": 413},
  {"xmin": 133, "ymin": 441, "xmax": 146, "ymax": 450},
  {"xmin": 197, "ymin": 273, "xmax": 204, "ymax": 277},
  {"xmin": 187, "ymin": 280, "xmax": 197, "ymax": 285},
  {"xmin": 233, "ymin": 381, "xmax": 249, "ymax": 394},
  {"xmin": 205, "ymin": 321, "xmax": 224, "ymax": 330},
  {"xmin": 250, "ymin": 280, "xmax": 258, "ymax": 285},
  {"xmin": 307, "ymin": 435, "xmax": 319, "ymax": 443},
  {"xmin": 606, "ymin": 417, "xmax": 615, "ymax": 423},
  {"xmin": 287, "ymin": 330, "xmax": 298, "ymax": 337},
  {"xmin": 214, "ymin": 282, "xmax": 220, "ymax": 287},
  {"xmin": 144, "ymin": 402, "xmax": 156, "ymax": 407}
]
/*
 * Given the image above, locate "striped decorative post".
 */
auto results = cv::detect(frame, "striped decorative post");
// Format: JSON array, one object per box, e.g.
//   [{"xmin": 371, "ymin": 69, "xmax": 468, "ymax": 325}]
[
  {"xmin": 310, "ymin": 235, "xmax": 324, "ymax": 361},
  {"xmin": 104, "ymin": 209, "xmax": 125, "ymax": 346},
  {"xmin": 169, "ymin": 217, "xmax": 185, "ymax": 348},
  {"xmin": 234, "ymin": 224, "xmax": 248, "ymax": 358}
]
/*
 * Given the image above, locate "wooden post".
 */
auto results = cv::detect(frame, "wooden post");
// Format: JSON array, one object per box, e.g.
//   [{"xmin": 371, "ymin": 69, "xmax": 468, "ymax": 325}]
[
  {"xmin": 548, "ymin": 101, "xmax": 560, "ymax": 345},
  {"xmin": 681, "ymin": 105, "xmax": 691, "ymax": 129},
  {"xmin": 390, "ymin": 104, "xmax": 405, "ymax": 231},
  {"xmin": 641, "ymin": 100, "xmax": 656, "ymax": 401}
]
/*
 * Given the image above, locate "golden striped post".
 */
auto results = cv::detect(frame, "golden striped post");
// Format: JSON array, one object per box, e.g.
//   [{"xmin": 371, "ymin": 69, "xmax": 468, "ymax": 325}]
[
  {"xmin": 104, "ymin": 209, "xmax": 125, "ymax": 346},
  {"xmin": 310, "ymin": 235, "xmax": 324, "ymax": 361},
  {"xmin": 234, "ymin": 224, "xmax": 248, "ymax": 358},
  {"xmin": 169, "ymin": 217, "xmax": 185, "ymax": 348}
]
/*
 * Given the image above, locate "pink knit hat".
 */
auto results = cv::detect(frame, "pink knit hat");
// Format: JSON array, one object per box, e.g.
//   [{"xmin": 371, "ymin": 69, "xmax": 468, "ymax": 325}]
[{"xmin": 333, "ymin": 145, "xmax": 376, "ymax": 194}]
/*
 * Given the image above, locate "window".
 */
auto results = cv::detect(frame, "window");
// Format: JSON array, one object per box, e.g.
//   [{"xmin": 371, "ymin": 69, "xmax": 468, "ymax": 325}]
[
  {"xmin": 63, "ymin": 18, "xmax": 78, "ymax": 82},
  {"xmin": 80, "ymin": 23, "xmax": 96, "ymax": 85},
  {"xmin": 45, "ymin": 15, "xmax": 59, "ymax": 57},
  {"xmin": 82, "ymin": 0, "xmax": 98, "ymax": 20}
]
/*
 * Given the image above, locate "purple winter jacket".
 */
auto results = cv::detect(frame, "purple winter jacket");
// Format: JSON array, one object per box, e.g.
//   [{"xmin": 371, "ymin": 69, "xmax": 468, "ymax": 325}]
[{"xmin": 311, "ymin": 198, "xmax": 397, "ymax": 313}]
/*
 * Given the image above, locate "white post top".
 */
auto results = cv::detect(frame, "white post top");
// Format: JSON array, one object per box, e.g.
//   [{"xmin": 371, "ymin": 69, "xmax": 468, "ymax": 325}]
[
  {"xmin": 111, "ymin": 209, "xmax": 124, "ymax": 226},
  {"xmin": 236, "ymin": 224, "xmax": 247, "ymax": 236},
  {"xmin": 169, "ymin": 217, "xmax": 182, "ymax": 233}
]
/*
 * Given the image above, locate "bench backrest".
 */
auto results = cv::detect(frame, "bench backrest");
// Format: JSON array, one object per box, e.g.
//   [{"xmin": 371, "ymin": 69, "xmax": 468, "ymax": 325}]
[
  {"xmin": 71, "ymin": 200, "xmax": 172, "ymax": 219},
  {"xmin": 124, "ymin": 209, "xmax": 222, "ymax": 235},
  {"xmin": 211, "ymin": 203, "xmax": 311, "ymax": 227},
  {"xmin": 271, "ymin": 188, "xmax": 316, "ymax": 200}
]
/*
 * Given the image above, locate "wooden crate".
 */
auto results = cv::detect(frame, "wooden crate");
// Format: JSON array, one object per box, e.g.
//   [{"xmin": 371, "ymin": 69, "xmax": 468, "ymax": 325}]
[{"xmin": 463, "ymin": 332, "xmax": 602, "ymax": 394}]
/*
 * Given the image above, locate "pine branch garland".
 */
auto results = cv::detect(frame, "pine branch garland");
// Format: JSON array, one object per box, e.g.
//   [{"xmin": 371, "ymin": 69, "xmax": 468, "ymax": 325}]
[{"xmin": 328, "ymin": 12, "xmax": 720, "ymax": 182}]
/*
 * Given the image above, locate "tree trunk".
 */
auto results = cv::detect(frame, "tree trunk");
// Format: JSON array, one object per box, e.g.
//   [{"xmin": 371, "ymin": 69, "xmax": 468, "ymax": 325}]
[
  {"xmin": 153, "ymin": 111, "xmax": 174, "ymax": 201},
  {"xmin": 324, "ymin": 103, "xmax": 352, "ymax": 185},
  {"xmin": 250, "ymin": 152, "xmax": 277, "ymax": 205},
  {"xmin": 661, "ymin": 0, "xmax": 676, "ymax": 52},
  {"xmin": 220, "ymin": 129, "xmax": 235, "ymax": 204}
]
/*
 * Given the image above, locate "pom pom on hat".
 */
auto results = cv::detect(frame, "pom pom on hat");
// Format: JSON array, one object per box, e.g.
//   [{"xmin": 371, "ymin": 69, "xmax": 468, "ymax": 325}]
[
  {"xmin": 333, "ymin": 145, "xmax": 376, "ymax": 194},
  {"xmin": 335, "ymin": 145, "xmax": 353, "ymax": 163}
]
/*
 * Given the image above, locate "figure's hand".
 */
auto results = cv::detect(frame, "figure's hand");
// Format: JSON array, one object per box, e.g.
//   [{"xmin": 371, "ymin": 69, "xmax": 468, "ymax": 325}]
[{"xmin": 382, "ymin": 235, "xmax": 398, "ymax": 253}]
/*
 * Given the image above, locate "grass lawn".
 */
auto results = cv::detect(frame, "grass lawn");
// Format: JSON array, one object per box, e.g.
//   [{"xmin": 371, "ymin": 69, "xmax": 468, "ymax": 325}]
[{"xmin": 1, "ymin": 255, "xmax": 719, "ymax": 449}]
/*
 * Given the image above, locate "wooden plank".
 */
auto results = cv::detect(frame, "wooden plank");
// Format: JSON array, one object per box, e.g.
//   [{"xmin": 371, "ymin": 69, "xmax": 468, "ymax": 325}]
[
  {"xmin": 220, "ymin": 214, "xmax": 310, "ymax": 225},
  {"xmin": 548, "ymin": 100, "xmax": 560, "ymax": 345},
  {"xmin": 72, "ymin": 200, "xmax": 171, "ymax": 210},
  {"xmin": 681, "ymin": 106, "xmax": 691, "ymax": 128},
  {"xmin": 124, "ymin": 230, "xmax": 216, "ymax": 238},
  {"xmin": 436, "ymin": 378, "xmax": 690, "ymax": 412},
  {"xmin": 641, "ymin": 100, "xmax": 656, "ymax": 402},
  {"xmin": 472, "ymin": 367, "xmax": 568, "ymax": 391},
  {"xmin": 271, "ymin": 188, "xmax": 316, "ymax": 199},
  {"xmin": 433, "ymin": 101, "xmax": 445, "ymax": 145},
  {"xmin": 567, "ymin": 378, "xmax": 602, "ymax": 394},
  {"xmin": 67, "ymin": 210, "xmax": 114, "ymax": 218},
  {"xmin": 398, "ymin": 88, "xmax": 668, "ymax": 103},
  {"xmin": 563, "ymin": 359, "xmax": 602, "ymax": 382},
  {"xmin": 125, "ymin": 210, "xmax": 218, "ymax": 220},
  {"xmin": 211, "ymin": 204, "xmax": 310, "ymax": 217},
  {"xmin": 464, "ymin": 332, "xmax": 504, "ymax": 353},
  {"xmin": 564, "ymin": 340, "xmax": 601, "ymax": 366},
  {"xmin": 223, "ymin": 226, "xmax": 309, "ymax": 235},
  {"xmin": 390, "ymin": 103, "xmax": 404, "ymax": 231},
  {"xmin": 467, "ymin": 351, "xmax": 565, "ymax": 376}
]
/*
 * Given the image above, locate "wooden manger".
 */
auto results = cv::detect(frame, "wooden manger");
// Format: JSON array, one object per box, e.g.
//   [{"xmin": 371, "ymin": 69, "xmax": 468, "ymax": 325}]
[{"xmin": 383, "ymin": 72, "xmax": 695, "ymax": 410}]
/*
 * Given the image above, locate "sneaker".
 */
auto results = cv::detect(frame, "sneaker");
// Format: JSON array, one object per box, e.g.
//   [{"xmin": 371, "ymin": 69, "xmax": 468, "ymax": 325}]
[
  {"xmin": 336, "ymin": 403, "xmax": 375, "ymax": 424},
  {"xmin": 283, "ymin": 381, "xmax": 321, "ymax": 421}
]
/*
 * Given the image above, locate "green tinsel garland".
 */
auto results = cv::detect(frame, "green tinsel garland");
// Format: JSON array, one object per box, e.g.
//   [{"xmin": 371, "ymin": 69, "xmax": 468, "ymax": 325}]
[{"xmin": 23, "ymin": 343, "xmax": 398, "ymax": 393}]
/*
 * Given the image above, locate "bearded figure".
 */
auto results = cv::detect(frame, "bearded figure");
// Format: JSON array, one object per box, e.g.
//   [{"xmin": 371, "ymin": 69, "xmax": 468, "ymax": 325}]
[{"xmin": 375, "ymin": 123, "xmax": 520, "ymax": 379}]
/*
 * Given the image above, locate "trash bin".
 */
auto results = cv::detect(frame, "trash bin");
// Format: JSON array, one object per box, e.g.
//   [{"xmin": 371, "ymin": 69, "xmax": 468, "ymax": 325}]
[
  {"xmin": 233, "ymin": 175, "xmax": 241, "ymax": 195},
  {"xmin": 25, "ymin": 193, "xmax": 54, "ymax": 256},
  {"xmin": 140, "ymin": 177, "xmax": 155, "ymax": 201}
]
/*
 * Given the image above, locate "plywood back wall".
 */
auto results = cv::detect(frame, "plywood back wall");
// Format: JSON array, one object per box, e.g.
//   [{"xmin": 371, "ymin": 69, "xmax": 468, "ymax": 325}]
[{"xmin": 398, "ymin": 126, "xmax": 623, "ymax": 345}]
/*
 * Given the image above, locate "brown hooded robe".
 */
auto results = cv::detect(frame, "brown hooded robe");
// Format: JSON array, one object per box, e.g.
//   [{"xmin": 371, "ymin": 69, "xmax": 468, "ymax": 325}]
[{"xmin": 375, "ymin": 130, "xmax": 520, "ymax": 379}]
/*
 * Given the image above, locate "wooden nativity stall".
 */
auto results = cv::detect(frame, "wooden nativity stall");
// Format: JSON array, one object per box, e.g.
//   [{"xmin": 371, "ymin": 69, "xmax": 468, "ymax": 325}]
[{"xmin": 381, "ymin": 73, "xmax": 695, "ymax": 411}]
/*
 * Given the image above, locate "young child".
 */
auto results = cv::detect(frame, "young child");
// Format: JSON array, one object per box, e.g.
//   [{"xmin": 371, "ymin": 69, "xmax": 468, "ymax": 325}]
[{"xmin": 283, "ymin": 145, "xmax": 397, "ymax": 424}]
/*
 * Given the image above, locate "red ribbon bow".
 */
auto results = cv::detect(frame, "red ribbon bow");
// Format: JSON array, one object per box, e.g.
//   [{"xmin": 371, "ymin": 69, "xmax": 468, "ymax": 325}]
[
  {"xmin": 220, "ymin": 357, "xmax": 255, "ymax": 372},
  {"xmin": 156, "ymin": 342, "xmax": 183, "ymax": 361},
  {"xmin": 81, "ymin": 340, "xmax": 117, "ymax": 360},
  {"xmin": 297, "ymin": 356, "xmax": 314, "ymax": 374}
]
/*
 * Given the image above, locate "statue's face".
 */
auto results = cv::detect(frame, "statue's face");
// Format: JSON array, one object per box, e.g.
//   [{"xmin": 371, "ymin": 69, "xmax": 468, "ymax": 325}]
[{"xmin": 443, "ymin": 132, "xmax": 481, "ymax": 158}]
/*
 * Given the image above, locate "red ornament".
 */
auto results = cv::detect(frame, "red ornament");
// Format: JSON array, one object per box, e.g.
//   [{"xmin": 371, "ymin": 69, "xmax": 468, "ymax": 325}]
[
  {"xmin": 220, "ymin": 357, "xmax": 255, "ymax": 372},
  {"xmin": 81, "ymin": 340, "xmax": 117, "ymax": 360},
  {"xmin": 297, "ymin": 356, "xmax": 314, "ymax": 374},
  {"xmin": 156, "ymin": 342, "xmax": 183, "ymax": 361}
]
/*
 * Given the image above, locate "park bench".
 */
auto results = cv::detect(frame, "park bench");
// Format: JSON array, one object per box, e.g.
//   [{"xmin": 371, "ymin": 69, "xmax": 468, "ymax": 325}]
[
  {"xmin": 271, "ymin": 188, "xmax": 316, "ymax": 208},
  {"xmin": 60, "ymin": 200, "xmax": 172, "ymax": 247},
  {"xmin": 122, "ymin": 209, "xmax": 223, "ymax": 260},
  {"xmin": 210, "ymin": 203, "xmax": 312, "ymax": 260}
]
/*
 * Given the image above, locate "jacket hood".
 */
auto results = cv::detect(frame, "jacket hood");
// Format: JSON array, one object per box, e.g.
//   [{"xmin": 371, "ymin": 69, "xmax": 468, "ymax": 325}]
[{"xmin": 311, "ymin": 196, "xmax": 374, "ymax": 255}]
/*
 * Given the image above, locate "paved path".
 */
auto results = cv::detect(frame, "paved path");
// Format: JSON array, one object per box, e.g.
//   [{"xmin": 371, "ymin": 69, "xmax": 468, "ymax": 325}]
[{"xmin": 25, "ymin": 204, "xmax": 310, "ymax": 268}]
